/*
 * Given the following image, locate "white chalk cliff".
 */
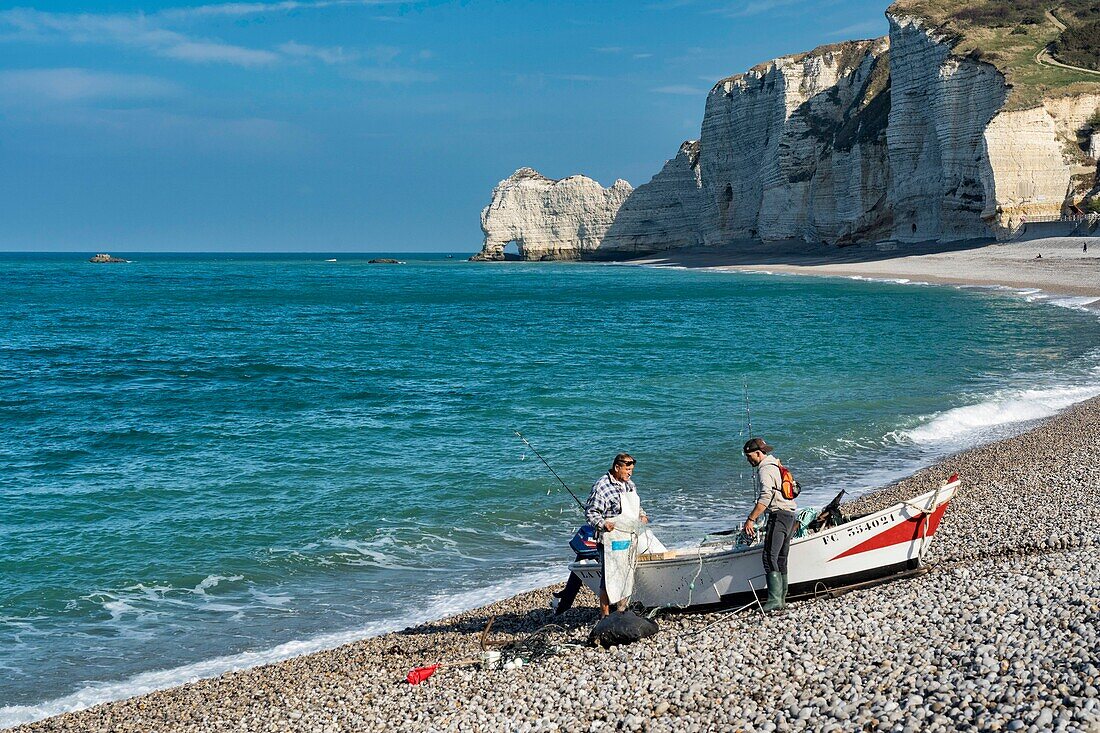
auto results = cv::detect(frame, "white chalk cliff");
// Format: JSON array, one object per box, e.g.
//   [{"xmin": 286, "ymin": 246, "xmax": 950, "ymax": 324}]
[
  {"xmin": 475, "ymin": 168, "xmax": 633, "ymax": 261},
  {"xmin": 474, "ymin": 13, "xmax": 1100, "ymax": 261}
]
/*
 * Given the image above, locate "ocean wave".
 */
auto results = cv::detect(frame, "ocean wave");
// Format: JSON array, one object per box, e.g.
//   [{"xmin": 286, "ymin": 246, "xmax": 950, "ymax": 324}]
[
  {"xmin": 75, "ymin": 576, "xmax": 258, "ymax": 633},
  {"xmin": 320, "ymin": 537, "xmax": 425, "ymax": 571},
  {"xmin": 1021, "ymin": 292, "xmax": 1100, "ymax": 312},
  {"xmin": 955, "ymin": 284, "xmax": 1100, "ymax": 315},
  {"xmin": 799, "ymin": 359, "xmax": 1100, "ymax": 501},
  {"xmin": 902, "ymin": 383, "xmax": 1100, "ymax": 445},
  {"xmin": 846, "ymin": 275, "xmax": 923, "ymax": 286},
  {"xmin": 193, "ymin": 575, "xmax": 244, "ymax": 595},
  {"xmin": 262, "ymin": 523, "xmax": 551, "ymax": 575},
  {"xmin": 0, "ymin": 567, "xmax": 564, "ymax": 729}
]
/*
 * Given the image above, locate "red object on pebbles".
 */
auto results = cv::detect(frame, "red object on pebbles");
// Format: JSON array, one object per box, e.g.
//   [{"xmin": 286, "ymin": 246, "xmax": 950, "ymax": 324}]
[{"xmin": 406, "ymin": 665, "xmax": 439, "ymax": 684}]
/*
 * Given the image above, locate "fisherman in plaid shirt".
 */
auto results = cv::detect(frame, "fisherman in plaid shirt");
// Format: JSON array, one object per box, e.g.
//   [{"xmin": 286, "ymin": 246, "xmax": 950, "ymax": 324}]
[{"xmin": 585, "ymin": 452, "xmax": 648, "ymax": 616}]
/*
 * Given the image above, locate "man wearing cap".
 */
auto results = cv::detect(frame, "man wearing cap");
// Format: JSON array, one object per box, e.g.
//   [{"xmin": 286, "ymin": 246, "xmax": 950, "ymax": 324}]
[
  {"xmin": 585, "ymin": 453, "xmax": 648, "ymax": 617},
  {"xmin": 743, "ymin": 437, "xmax": 797, "ymax": 611}
]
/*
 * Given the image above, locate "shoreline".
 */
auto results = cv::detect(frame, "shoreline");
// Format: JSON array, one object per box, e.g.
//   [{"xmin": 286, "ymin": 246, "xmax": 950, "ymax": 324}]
[
  {"xmin": 12, "ymin": 394, "xmax": 1100, "ymax": 731},
  {"xmin": 620, "ymin": 236, "xmax": 1100, "ymax": 302}
]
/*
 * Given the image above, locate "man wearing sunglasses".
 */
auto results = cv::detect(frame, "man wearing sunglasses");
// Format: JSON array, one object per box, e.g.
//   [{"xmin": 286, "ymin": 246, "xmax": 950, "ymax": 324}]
[{"xmin": 585, "ymin": 453, "xmax": 649, "ymax": 617}]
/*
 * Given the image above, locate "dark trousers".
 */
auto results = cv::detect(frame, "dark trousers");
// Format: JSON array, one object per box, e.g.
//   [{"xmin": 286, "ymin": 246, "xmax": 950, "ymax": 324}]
[
  {"xmin": 763, "ymin": 510, "xmax": 796, "ymax": 574},
  {"xmin": 553, "ymin": 553, "xmax": 586, "ymax": 615}
]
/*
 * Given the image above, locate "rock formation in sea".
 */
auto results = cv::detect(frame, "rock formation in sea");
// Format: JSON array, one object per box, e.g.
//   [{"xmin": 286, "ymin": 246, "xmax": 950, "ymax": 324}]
[
  {"xmin": 474, "ymin": 168, "xmax": 633, "ymax": 261},
  {"xmin": 473, "ymin": 4, "xmax": 1100, "ymax": 261}
]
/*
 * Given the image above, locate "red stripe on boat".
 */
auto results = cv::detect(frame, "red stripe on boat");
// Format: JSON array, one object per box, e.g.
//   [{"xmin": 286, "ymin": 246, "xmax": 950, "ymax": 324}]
[{"xmin": 830, "ymin": 503, "xmax": 950, "ymax": 561}]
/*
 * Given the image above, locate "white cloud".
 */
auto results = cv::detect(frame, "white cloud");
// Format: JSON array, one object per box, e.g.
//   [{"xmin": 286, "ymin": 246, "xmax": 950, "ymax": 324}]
[
  {"xmin": 0, "ymin": 8, "xmax": 279, "ymax": 67},
  {"xmin": 347, "ymin": 66, "xmax": 437, "ymax": 83},
  {"xmin": 279, "ymin": 40, "xmax": 358, "ymax": 64},
  {"xmin": 708, "ymin": 0, "xmax": 804, "ymax": 18},
  {"xmin": 633, "ymin": 53, "xmax": 654, "ymax": 59},
  {"xmin": 162, "ymin": 0, "xmax": 408, "ymax": 20},
  {"xmin": 0, "ymin": 6, "xmax": 438, "ymax": 82},
  {"xmin": 362, "ymin": 45, "xmax": 403, "ymax": 63},
  {"xmin": 0, "ymin": 8, "xmax": 174, "ymax": 46},
  {"xmin": 164, "ymin": 40, "xmax": 279, "ymax": 65},
  {"xmin": 645, "ymin": 0, "xmax": 697, "ymax": 8},
  {"xmin": 0, "ymin": 68, "xmax": 180, "ymax": 103},
  {"xmin": 827, "ymin": 20, "xmax": 887, "ymax": 38},
  {"xmin": 652, "ymin": 84, "xmax": 705, "ymax": 95}
]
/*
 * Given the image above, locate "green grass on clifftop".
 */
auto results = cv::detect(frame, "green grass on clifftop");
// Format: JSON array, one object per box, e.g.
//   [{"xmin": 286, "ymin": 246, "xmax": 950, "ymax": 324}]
[{"xmin": 889, "ymin": 0, "xmax": 1100, "ymax": 110}]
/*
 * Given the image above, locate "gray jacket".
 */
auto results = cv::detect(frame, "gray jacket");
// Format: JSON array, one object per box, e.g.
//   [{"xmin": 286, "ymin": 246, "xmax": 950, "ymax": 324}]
[{"xmin": 754, "ymin": 454, "xmax": 797, "ymax": 514}]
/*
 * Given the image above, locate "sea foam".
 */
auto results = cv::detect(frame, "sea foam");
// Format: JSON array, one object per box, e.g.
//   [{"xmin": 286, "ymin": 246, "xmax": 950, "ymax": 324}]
[
  {"xmin": 904, "ymin": 383, "xmax": 1100, "ymax": 445},
  {"xmin": 0, "ymin": 567, "xmax": 563, "ymax": 729}
]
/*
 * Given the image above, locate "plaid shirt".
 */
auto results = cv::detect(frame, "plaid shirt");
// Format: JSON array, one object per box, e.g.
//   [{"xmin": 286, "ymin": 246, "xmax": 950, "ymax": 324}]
[{"xmin": 585, "ymin": 472, "xmax": 646, "ymax": 531}]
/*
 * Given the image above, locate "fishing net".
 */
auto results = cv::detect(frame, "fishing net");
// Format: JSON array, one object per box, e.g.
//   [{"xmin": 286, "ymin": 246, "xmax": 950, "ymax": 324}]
[
  {"xmin": 500, "ymin": 623, "xmax": 567, "ymax": 664},
  {"xmin": 794, "ymin": 508, "xmax": 820, "ymax": 537},
  {"xmin": 725, "ymin": 507, "xmax": 820, "ymax": 547}
]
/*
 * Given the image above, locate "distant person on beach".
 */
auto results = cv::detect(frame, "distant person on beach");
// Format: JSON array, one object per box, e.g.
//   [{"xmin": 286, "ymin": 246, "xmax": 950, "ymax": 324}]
[
  {"xmin": 743, "ymin": 437, "xmax": 797, "ymax": 612},
  {"xmin": 585, "ymin": 453, "xmax": 648, "ymax": 617},
  {"xmin": 1085, "ymin": 242, "xmax": 1089, "ymax": 253}
]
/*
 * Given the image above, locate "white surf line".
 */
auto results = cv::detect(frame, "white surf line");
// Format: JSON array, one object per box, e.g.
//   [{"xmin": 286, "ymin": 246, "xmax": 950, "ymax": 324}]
[
  {"xmin": 905, "ymin": 381, "xmax": 1100, "ymax": 445},
  {"xmin": 0, "ymin": 567, "xmax": 564, "ymax": 729}
]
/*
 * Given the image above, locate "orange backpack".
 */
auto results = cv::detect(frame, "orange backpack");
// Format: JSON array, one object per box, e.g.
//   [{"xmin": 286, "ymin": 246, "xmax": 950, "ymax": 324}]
[{"xmin": 777, "ymin": 463, "xmax": 801, "ymax": 501}]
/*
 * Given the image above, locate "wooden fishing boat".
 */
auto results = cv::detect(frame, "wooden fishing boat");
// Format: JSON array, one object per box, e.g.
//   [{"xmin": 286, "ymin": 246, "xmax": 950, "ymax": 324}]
[{"xmin": 569, "ymin": 475, "xmax": 959, "ymax": 611}]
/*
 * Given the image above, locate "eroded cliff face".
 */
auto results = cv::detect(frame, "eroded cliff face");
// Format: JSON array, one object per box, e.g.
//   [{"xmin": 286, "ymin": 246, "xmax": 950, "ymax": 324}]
[
  {"xmin": 601, "ymin": 141, "xmax": 705, "ymax": 255},
  {"xmin": 887, "ymin": 15, "xmax": 1007, "ymax": 242},
  {"xmin": 699, "ymin": 39, "xmax": 891, "ymax": 245},
  {"xmin": 474, "ymin": 17, "xmax": 1100, "ymax": 261},
  {"xmin": 983, "ymin": 93, "xmax": 1100, "ymax": 233}
]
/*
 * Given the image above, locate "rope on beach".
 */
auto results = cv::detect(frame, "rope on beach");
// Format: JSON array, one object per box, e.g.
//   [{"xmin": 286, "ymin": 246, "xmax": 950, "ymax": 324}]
[{"xmin": 500, "ymin": 622, "xmax": 569, "ymax": 663}]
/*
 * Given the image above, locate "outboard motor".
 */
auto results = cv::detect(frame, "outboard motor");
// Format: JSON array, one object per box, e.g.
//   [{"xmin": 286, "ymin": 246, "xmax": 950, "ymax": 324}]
[
  {"xmin": 551, "ymin": 525, "xmax": 599, "ymax": 615},
  {"xmin": 568, "ymin": 524, "xmax": 600, "ymax": 559}
]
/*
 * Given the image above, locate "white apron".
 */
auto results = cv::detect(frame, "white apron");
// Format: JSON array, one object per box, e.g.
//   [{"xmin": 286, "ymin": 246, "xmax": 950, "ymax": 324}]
[{"xmin": 601, "ymin": 489, "xmax": 642, "ymax": 605}]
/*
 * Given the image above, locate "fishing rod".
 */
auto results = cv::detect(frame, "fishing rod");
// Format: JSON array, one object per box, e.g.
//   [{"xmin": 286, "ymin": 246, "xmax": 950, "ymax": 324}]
[
  {"xmin": 514, "ymin": 431, "xmax": 586, "ymax": 511},
  {"xmin": 743, "ymin": 379, "xmax": 753, "ymax": 439},
  {"xmin": 706, "ymin": 381, "xmax": 756, "ymax": 538}
]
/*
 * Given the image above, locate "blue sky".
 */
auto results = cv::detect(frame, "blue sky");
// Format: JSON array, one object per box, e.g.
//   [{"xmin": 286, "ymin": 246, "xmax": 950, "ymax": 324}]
[{"xmin": 0, "ymin": 0, "xmax": 891, "ymax": 252}]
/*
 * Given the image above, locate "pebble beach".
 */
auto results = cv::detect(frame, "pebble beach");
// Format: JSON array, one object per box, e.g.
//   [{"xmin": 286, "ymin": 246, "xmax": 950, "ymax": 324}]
[
  {"xmin": 13, "ymin": 395, "xmax": 1100, "ymax": 732},
  {"xmin": 626, "ymin": 237, "xmax": 1100, "ymax": 300}
]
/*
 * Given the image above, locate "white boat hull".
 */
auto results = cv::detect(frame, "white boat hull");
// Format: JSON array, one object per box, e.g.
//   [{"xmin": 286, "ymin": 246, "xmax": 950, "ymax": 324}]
[{"xmin": 570, "ymin": 477, "xmax": 959, "ymax": 610}]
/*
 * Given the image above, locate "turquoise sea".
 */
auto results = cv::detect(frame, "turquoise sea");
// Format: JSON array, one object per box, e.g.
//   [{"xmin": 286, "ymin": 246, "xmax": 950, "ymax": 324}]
[{"xmin": 2, "ymin": 252, "xmax": 1099, "ymax": 725}]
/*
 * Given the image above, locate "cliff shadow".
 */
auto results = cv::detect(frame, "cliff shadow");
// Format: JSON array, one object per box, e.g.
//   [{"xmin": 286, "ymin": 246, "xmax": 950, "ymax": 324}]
[
  {"xmin": 616, "ymin": 237, "xmax": 1004, "ymax": 268},
  {"xmin": 591, "ymin": 48, "xmax": 895, "ymax": 260}
]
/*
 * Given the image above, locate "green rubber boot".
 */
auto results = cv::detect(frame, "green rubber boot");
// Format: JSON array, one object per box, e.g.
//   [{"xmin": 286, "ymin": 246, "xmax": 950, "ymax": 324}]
[
  {"xmin": 780, "ymin": 573, "xmax": 789, "ymax": 609},
  {"xmin": 762, "ymin": 571, "xmax": 784, "ymax": 611}
]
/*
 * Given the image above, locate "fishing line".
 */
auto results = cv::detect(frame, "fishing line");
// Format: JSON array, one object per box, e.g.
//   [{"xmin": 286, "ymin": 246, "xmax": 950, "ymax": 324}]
[
  {"xmin": 514, "ymin": 431, "xmax": 586, "ymax": 511},
  {"xmin": 742, "ymin": 379, "xmax": 755, "ymax": 496},
  {"xmin": 743, "ymin": 378, "xmax": 753, "ymax": 438}
]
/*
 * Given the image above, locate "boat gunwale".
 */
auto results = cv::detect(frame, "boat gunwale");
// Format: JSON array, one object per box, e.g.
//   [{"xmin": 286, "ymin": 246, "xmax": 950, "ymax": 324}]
[{"xmin": 570, "ymin": 478, "xmax": 960, "ymax": 571}]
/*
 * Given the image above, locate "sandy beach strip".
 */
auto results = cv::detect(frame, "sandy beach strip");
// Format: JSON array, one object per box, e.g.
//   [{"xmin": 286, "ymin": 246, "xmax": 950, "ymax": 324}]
[
  {"xmin": 623, "ymin": 237, "xmax": 1100, "ymax": 300},
  {"xmin": 12, "ymin": 394, "xmax": 1100, "ymax": 732}
]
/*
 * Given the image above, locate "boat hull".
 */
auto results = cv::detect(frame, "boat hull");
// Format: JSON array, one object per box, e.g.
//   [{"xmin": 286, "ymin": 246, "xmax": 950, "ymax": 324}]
[{"xmin": 569, "ymin": 478, "xmax": 958, "ymax": 611}]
